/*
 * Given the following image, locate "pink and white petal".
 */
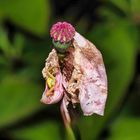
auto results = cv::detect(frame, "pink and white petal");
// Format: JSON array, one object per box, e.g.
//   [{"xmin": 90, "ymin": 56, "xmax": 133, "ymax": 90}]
[
  {"xmin": 40, "ymin": 72, "xmax": 64, "ymax": 104},
  {"xmin": 73, "ymin": 32, "xmax": 108, "ymax": 116},
  {"xmin": 60, "ymin": 95, "xmax": 71, "ymax": 125}
]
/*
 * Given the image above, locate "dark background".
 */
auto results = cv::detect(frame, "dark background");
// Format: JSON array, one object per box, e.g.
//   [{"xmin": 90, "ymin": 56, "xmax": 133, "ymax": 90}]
[{"xmin": 0, "ymin": 0, "xmax": 140, "ymax": 140}]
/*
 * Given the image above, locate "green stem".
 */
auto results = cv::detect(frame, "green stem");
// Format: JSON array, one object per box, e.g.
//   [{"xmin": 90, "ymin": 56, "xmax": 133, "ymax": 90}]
[{"xmin": 65, "ymin": 123, "xmax": 76, "ymax": 140}]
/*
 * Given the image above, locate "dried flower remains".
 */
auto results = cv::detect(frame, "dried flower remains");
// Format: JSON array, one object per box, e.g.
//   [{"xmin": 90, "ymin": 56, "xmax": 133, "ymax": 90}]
[{"xmin": 41, "ymin": 21, "xmax": 108, "ymax": 125}]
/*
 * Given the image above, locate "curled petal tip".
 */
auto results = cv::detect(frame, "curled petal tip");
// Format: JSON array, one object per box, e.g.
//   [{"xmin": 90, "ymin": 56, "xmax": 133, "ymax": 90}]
[{"xmin": 41, "ymin": 72, "xmax": 64, "ymax": 104}]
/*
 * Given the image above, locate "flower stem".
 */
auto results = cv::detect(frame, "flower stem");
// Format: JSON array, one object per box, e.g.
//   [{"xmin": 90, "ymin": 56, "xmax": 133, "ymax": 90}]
[{"xmin": 65, "ymin": 123, "xmax": 76, "ymax": 140}]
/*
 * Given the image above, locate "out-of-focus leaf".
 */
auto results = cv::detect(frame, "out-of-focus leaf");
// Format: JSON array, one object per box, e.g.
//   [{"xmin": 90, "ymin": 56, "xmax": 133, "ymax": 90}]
[
  {"xmin": 0, "ymin": 55, "xmax": 10, "ymax": 79},
  {"xmin": 0, "ymin": 27, "xmax": 25, "ymax": 58},
  {"xmin": 75, "ymin": 18, "xmax": 89, "ymax": 34},
  {"xmin": 130, "ymin": 0, "xmax": 140, "ymax": 24},
  {"xmin": 13, "ymin": 34, "xmax": 25, "ymax": 57},
  {"xmin": 0, "ymin": 56, "xmax": 7, "ymax": 65},
  {"xmin": 20, "ymin": 40, "xmax": 51, "ymax": 81},
  {"xmin": 0, "ymin": 75, "xmax": 43, "ymax": 128},
  {"xmin": 98, "ymin": 7, "xmax": 123, "ymax": 20},
  {"xmin": 10, "ymin": 121, "xmax": 62, "ymax": 140},
  {"xmin": 0, "ymin": 28, "xmax": 11, "ymax": 55},
  {"xmin": 0, "ymin": 12, "xmax": 4, "ymax": 21},
  {"xmin": 108, "ymin": 117, "xmax": 140, "ymax": 140},
  {"xmin": 0, "ymin": 0, "xmax": 50, "ymax": 36},
  {"xmin": 77, "ymin": 20, "xmax": 138, "ymax": 140},
  {"xmin": 109, "ymin": 0, "xmax": 130, "ymax": 14},
  {"xmin": 131, "ymin": 0, "xmax": 140, "ymax": 14}
]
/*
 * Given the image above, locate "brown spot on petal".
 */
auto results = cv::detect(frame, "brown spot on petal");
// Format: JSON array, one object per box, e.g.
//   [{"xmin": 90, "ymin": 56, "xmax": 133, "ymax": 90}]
[
  {"xmin": 94, "ymin": 100, "xmax": 101, "ymax": 106},
  {"xmin": 80, "ymin": 41, "xmax": 102, "ymax": 64},
  {"xmin": 62, "ymin": 47, "xmax": 74, "ymax": 81},
  {"xmin": 72, "ymin": 32, "xmax": 108, "ymax": 116}
]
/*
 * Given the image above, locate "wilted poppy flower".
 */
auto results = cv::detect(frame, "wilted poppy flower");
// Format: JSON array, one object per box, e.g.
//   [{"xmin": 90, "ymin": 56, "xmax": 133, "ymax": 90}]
[{"xmin": 41, "ymin": 21, "xmax": 108, "ymax": 125}]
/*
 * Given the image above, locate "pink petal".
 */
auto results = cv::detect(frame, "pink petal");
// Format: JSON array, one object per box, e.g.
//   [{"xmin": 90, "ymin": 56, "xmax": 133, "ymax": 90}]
[
  {"xmin": 73, "ymin": 32, "xmax": 108, "ymax": 116},
  {"xmin": 41, "ymin": 71, "xmax": 64, "ymax": 104},
  {"xmin": 60, "ymin": 95, "xmax": 71, "ymax": 125},
  {"xmin": 41, "ymin": 49, "xmax": 64, "ymax": 104}
]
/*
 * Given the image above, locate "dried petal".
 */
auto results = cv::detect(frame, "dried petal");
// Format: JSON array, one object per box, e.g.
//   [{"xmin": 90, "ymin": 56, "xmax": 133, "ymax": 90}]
[
  {"xmin": 62, "ymin": 47, "xmax": 80, "ymax": 104},
  {"xmin": 60, "ymin": 94, "xmax": 71, "ymax": 125},
  {"xmin": 41, "ymin": 71, "xmax": 64, "ymax": 104},
  {"xmin": 41, "ymin": 49, "xmax": 64, "ymax": 104},
  {"xmin": 73, "ymin": 32, "xmax": 108, "ymax": 116}
]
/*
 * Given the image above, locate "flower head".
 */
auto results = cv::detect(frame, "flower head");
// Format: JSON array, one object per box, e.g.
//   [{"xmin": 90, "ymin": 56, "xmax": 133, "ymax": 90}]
[
  {"xmin": 50, "ymin": 22, "xmax": 75, "ymax": 43},
  {"xmin": 41, "ymin": 26, "xmax": 108, "ymax": 127}
]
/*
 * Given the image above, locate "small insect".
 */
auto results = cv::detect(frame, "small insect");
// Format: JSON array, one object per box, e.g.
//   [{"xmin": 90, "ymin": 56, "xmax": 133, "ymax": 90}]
[{"xmin": 40, "ymin": 22, "xmax": 108, "ymax": 125}]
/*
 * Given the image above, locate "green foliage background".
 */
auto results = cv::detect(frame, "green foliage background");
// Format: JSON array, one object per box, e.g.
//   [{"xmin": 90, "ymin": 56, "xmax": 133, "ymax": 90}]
[{"xmin": 0, "ymin": 0, "xmax": 140, "ymax": 140}]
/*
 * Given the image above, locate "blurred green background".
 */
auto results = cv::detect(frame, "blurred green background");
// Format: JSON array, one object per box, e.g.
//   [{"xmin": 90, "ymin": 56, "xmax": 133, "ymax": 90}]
[{"xmin": 0, "ymin": 0, "xmax": 140, "ymax": 140}]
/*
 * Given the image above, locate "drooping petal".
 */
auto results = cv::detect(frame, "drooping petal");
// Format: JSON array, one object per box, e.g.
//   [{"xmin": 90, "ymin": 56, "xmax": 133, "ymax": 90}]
[
  {"xmin": 41, "ymin": 49, "xmax": 64, "ymax": 104},
  {"xmin": 41, "ymin": 71, "xmax": 64, "ymax": 104},
  {"xmin": 73, "ymin": 32, "xmax": 108, "ymax": 116},
  {"xmin": 60, "ymin": 94, "xmax": 71, "ymax": 125}
]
